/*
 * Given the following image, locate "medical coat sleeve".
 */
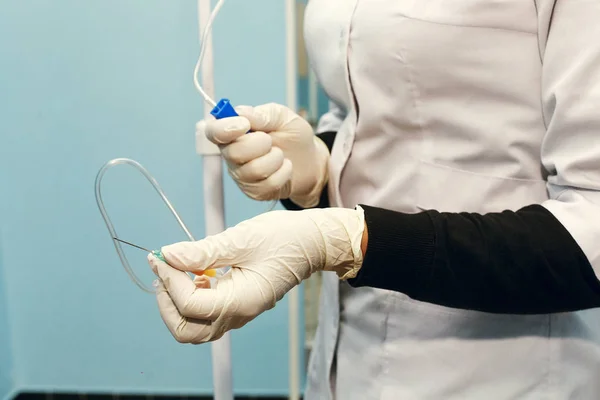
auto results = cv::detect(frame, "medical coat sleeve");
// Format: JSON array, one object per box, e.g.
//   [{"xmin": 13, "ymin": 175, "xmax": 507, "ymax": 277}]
[
  {"xmin": 349, "ymin": 1, "xmax": 600, "ymax": 314},
  {"xmin": 537, "ymin": 0, "xmax": 600, "ymax": 283},
  {"xmin": 315, "ymin": 100, "xmax": 346, "ymax": 134}
]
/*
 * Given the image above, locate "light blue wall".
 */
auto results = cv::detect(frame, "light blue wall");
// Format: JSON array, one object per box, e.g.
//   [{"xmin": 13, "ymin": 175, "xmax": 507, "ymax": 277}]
[
  {"xmin": 0, "ymin": 0, "xmax": 299, "ymax": 397},
  {"xmin": 0, "ymin": 239, "xmax": 14, "ymax": 400}
]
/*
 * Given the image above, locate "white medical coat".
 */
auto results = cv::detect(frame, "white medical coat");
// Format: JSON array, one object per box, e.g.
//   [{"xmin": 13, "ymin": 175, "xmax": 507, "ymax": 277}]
[{"xmin": 303, "ymin": 0, "xmax": 600, "ymax": 398}]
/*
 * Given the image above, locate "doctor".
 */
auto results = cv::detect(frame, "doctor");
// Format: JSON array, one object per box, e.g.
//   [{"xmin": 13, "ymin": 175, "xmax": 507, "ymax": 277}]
[{"xmin": 148, "ymin": 1, "xmax": 600, "ymax": 398}]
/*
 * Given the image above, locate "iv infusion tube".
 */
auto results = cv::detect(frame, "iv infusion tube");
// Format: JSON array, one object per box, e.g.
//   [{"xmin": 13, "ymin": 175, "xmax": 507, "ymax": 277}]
[
  {"xmin": 193, "ymin": 0, "xmax": 227, "ymax": 107},
  {"xmin": 95, "ymin": 158, "xmax": 226, "ymax": 293},
  {"xmin": 192, "ymin": 0, "xmax": 282, "ymax": 211}
]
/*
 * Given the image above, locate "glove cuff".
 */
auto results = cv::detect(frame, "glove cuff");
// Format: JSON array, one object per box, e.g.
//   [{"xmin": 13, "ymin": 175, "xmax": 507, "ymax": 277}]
[
  {"xmin": 288, "ymin": 136, "xmax": 330, "ymax": 208},
  {"xmin": 307, "ymin": 206, "xmax": 365, "ymax": 279},
  {"xmin": 334, "ymin": 206, "xmax": 365, "ymax": 279}
]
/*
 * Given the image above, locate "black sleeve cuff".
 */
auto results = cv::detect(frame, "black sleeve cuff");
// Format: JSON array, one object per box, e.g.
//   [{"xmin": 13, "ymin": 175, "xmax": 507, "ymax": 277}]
[
  {"xmin": 315, "ymin": 131, "xmax": 337, "ymax": 151},
  {"xmin": 349, "ymin": 204, "xmax": 600, "ymax": 314},
  {"xmin": 280, "ymin": 131, "xmax": 336, "ymax": 211},
  {"xmin": 348, "ymin": 205, "xmax": 436, "ymax": 291}
]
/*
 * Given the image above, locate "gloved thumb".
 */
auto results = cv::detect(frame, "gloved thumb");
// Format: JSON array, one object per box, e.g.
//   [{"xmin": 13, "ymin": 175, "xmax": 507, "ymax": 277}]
[
  {"xmin": 160, "ymin": 232, "xmax": 244, "ymax": 274},
  {"xmin": 148, "ymin": 254, "xmax": 225, "ymax": 322},
  {"xmin": 205, "ymin": 116, "xmax": 251, "ymax": 145},
  {"xmin": 236, "ymin": 103, "xmax": 289, "ymax": 133}
]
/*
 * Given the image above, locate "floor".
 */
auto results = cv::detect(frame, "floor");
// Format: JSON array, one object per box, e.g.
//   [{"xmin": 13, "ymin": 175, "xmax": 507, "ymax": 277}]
[{"xmin": 15, "ymin": 394, "xmax": 291, "ymax": 400}]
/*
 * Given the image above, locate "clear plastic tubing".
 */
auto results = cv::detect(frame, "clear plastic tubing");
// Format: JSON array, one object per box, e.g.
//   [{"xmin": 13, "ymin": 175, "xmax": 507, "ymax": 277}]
[{"xmin": 94, "ymin": 157, "xmax": 227, "ymax": 293}]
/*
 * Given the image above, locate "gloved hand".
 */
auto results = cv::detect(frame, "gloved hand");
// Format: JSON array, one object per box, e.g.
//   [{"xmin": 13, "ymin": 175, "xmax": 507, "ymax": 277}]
[
  {"xmin": 147, "ymin": 206, "xmax": 365, "ymax": 344},
  {"xmin": 205, "ymin": 103, "xmax": 329, "ymax": 208}
]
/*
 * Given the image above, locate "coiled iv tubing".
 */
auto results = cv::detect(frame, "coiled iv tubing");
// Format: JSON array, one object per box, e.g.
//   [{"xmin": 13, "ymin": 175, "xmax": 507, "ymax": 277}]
[{"xmin": 95, "ymin": 158, "xmax": 224, "ymax": 293}]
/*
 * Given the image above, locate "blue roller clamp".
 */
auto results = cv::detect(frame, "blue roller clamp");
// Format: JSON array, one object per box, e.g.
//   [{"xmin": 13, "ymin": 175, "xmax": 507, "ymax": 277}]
[{"xmin": 211, "ymin": 98, "xmax": 239, "ymax": 119}]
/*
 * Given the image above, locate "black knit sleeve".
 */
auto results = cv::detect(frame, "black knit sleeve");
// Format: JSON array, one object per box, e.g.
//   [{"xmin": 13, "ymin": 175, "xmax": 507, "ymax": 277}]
[
  {"xmin": 348, "ymin": 204, "xmax": 600, "ymax": 314},
  {"xmin": 280, "ymin": 131, "xmax": 336, "ymax": 210}
]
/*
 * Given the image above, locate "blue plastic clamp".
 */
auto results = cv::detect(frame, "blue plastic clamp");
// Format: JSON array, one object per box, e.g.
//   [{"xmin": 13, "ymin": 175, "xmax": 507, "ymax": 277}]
[
  {"xmin": 210, "ymin": 98, "xmax": 239, "ymax": 119},
  {"xmin": 211, "ymin": 98, "xmax": 252, "ymax": 133}
]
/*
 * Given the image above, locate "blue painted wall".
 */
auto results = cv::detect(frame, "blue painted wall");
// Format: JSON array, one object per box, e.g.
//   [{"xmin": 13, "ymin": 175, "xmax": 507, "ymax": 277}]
[
  {"xmin": 0, "ymin": 0, "xmax": 299, "ymax": 397},
  {"xmin": 0, "ymin": 238, "xmax": 14, "ymax": 400}
]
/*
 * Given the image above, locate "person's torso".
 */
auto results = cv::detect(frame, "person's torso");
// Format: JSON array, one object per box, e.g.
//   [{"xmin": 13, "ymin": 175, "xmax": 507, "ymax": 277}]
[{"xmin": 303, "ymin": 1, "xmax": 600, "ymax": 399}]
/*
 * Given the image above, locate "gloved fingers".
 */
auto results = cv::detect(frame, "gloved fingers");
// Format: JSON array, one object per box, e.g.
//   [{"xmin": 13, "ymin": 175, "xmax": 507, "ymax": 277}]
[
  {"xmin": 151, "ymin": 256, "xmax": 226, "ymax": 320},
  {"xmin": 239, "ymin": 159, "xmax": 292, "ymax": 201},
  {"xmin": 205, "ymin": 116, "xmax": 251, "ymax": 145},
  {"xmin": 257, "ymin": 158, "xmax": 293, "ymax": 198},
  {"xmin": 149, "ymin": 254, "xmax": 196, "ymax": 297},
  {"xmin": 194, "ymin": 274, "xmax": 212, "ymax": 288},
  {"xmin": 237, "ymin": 103, "xmax": 292, "ymax": 132},
  {"xmin": 155, "ymin": 280, "xmax": 214, "ymax": 344},
  {"xmin": 221, "ymin": 131, "xmax": 272, "ymax": 165},
  {"xmin": 232, "ymin": 146, "xmax": 285, "ymax": 183},
  {"xmin": 160, "ymin": 234, "xmax": 243, "ymax": 273}
]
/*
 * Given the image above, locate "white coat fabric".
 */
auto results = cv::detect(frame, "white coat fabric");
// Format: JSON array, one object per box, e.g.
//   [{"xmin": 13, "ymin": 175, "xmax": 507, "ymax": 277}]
[{"xmin": 303, "ymin": 1, "xmax": 600, "ymax": 399}]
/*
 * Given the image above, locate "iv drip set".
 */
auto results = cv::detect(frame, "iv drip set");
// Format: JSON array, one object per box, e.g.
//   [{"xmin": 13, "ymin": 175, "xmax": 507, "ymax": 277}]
[
  {"xmin": 95, "ymin": 0, "xmax": 234, "ymax": 292},
  {"xmin": 94, "ymin": 1, "xmax": 237, "ymax": 399},
  {"xmin": 94, "ymin": 158, "xmax": 217, "ymax": 293},
  {"xmin": 94, "ymin": 1, "xmax": 301, "ymax": 398}
]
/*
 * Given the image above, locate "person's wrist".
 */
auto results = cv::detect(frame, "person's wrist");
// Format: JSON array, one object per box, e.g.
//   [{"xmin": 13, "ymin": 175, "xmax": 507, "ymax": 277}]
[
  {"xmin": 361, "ymin": 220, "xmax": 368, "ymax": 257},
  {"xmin": 310, "ymin": 206, "xmax": 364, "ymax": 279}
]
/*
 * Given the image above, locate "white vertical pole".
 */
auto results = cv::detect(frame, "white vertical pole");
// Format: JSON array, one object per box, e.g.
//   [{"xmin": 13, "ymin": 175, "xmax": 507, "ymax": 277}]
[
  {"xmin": 285, "ymin": 2, "xmax": 301, "ymax": 400},
  {"xmin": 308, "ymin": 68, "xmax": 319, "ymax": 124},
  {"xmin": 197, "ymin": 1, "xmax": 234, "ymax": 400}
]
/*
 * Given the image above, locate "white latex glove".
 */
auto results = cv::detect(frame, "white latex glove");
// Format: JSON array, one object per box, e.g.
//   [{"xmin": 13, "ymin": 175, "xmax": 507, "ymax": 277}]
[
  {"xmin": 205, "ymin": 103, "xmax": 330, "ymax": 208},
  {"xmin": 147, "ymin": 206, "xmax": 365, "ymax": 344}
]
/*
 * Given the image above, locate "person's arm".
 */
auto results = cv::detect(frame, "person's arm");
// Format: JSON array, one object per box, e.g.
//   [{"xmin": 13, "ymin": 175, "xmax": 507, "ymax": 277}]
[
  {"xmin": 281, "ymin": 100, "xmax": 345, "ymax": 210},
  {"xmin": 349, "ymin": 0, "xmax": 600, "ymax": 314},
  {"xmin": 353, "ymin": 205, "xmax": 600, "ymax": 314}
]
